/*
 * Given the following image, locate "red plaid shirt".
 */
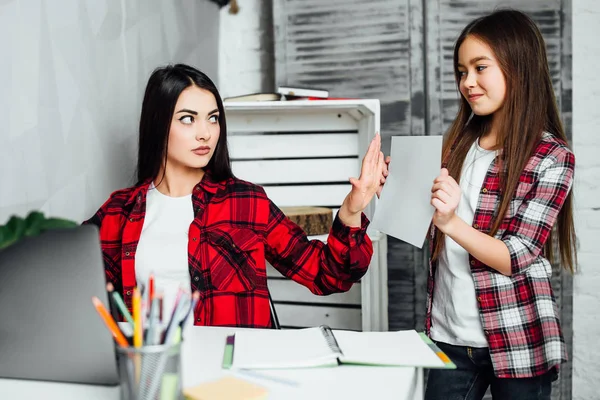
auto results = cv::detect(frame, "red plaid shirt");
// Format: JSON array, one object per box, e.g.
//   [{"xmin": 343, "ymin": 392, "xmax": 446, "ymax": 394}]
[
  {"xmin": 426, "ymin": 132, "xmax": 574, "ymax": 378},
  {"xmin": 85, "ymin": 173, "xmax": 373, "ymax": 328}
]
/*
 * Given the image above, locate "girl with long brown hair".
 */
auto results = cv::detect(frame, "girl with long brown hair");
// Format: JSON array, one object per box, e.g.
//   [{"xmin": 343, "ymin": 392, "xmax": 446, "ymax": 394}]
[{"xmin": 423, "ymin": 9, "xmax": 576, "ymax": 400}]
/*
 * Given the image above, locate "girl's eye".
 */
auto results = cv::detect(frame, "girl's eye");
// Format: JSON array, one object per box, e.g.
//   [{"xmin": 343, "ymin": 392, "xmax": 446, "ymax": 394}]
[
  {"xmin": 208, "ymin": 115, "xmax": 219, "ymax": 123},
  {"xmin": 458, "ymin": 71, "xmax": 466, "ymax": 77},
  {"xmin": 179, "ymin": 115, "xmax": 194, "ymax": 124},
  {"xmin": 476, "ymin": 65, "xmax": 487, "ymax": 72}
]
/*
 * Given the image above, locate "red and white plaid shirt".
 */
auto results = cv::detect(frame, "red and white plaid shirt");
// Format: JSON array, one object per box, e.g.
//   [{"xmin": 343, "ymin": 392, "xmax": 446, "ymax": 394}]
[
  {"xmin": 85, "ymin": 172, "xmax": 373, "ymax": 328},
  {"xmin": 426, "ymin": 132, "xmax": 575, "ymax": 378}
]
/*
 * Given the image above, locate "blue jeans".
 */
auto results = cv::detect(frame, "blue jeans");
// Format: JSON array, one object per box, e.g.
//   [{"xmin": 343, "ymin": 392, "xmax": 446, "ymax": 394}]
[{"xmin": 424, "ymin": 341, "xmax": 557, "ymax": 400}]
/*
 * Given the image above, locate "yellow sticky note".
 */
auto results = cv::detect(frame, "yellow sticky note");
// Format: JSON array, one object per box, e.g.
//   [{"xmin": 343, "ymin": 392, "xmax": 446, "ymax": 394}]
[{"xmin": 184, "ymin": 376, "xmax": 268, "ymax": 400}]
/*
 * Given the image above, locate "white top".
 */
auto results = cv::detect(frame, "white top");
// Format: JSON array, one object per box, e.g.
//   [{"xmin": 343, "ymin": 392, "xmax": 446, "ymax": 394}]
[
  {"xmin": 430, "ymin": 139, "xmax": 496, "ymax": 348},
  {"xmin": 135, "ymin": 184, "xmax": 194, "ymax": 320}
]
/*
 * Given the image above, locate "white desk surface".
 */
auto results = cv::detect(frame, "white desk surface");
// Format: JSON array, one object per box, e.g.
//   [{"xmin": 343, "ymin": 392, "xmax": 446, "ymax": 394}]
[{"xmin": 0, "ymin": 326, "xmax": 424, "ymax": 400}]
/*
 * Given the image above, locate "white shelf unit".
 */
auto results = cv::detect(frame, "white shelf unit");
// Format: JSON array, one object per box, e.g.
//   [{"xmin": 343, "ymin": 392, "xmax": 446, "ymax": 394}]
[{"xmin": 224, "ymin": 99, "xmax": 388, "ymax": 332}]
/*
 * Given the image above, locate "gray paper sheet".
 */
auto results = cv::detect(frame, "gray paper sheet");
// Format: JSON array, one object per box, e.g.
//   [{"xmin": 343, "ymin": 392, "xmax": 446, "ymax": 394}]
[{"xmin": 372, "ymin": 136, "xmax": 443, "ymax": 248}]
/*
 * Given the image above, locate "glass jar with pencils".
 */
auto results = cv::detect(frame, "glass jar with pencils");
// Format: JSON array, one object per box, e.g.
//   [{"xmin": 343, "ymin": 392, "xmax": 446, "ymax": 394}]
[
  {"xmin": 116, "ymin": 341, "xmax": 182, "ymax": 400},
  {"xmin": 92, "ymin": 281, "xmax": 200, "ymax": 400}
]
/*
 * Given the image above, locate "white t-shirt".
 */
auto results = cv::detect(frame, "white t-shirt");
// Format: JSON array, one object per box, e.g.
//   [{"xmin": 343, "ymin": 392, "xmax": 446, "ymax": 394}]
[
  {"xmin": 430, "ymin": 139, "xmax": 496, "ymax": 348},
  {"xmin": 135, "ymin": 184, "xmax": 194, "ymax": 324}
]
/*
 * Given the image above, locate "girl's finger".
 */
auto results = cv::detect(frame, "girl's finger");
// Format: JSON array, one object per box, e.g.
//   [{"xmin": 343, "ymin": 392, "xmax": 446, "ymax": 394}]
[
  {"xmin": 431, "ymin": 189, "xmax": 451, "ymax": 204},
  {"xmin": 446, "ymin": 176, "xmax": 460, "ymax": 191},
  {"xmin": 433, "ymin": 175, "xmax": 447, "ymax": 184},
  {"xmin": 431, "ymin": 181, "xmax": 452, "ymax": 194},
  {"xmin": 431, "ymin": 197, "xmax": 446, "ymax": 210}
]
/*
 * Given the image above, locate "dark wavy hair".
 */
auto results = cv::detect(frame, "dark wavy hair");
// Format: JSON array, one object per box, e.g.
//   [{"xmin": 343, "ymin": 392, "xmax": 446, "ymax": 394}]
[{"xmin": 135, "ymin": 63, "xmax": 234, "ymax": 185}]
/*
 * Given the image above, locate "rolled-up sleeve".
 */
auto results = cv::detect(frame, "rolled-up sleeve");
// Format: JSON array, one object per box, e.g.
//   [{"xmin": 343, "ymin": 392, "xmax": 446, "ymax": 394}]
[{"xmin": 501, "ymin": 147, "xmax": 575, "ymax": 275}]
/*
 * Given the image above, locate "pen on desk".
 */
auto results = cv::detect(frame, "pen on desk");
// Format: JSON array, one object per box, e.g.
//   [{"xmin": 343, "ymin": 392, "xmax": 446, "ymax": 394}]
[
  {"xmin": 106, "ymin": 283, "xmax": 135, "ymax": 328},
  {"xmin": 158, "ymin": 295, "xmax": 164, "ymax": 323},
  {"xmin": 92, "ymin": 296, "xmax": 129, "ymax": 348},
  {"xmin": 105, "ymin": 284, "xmax": 120, "ymax": 323},
  {"xmin": 133, "ymin": 287, "xmax": 143, "ymax": 348},
  {"xmin": 179, "ymin": 291, "xmax": 200, "ymax": 331},
  {"xmin": 169, "ymin": 287, "xmax": 184, "ymax": 321},
  {"xmin": 163, "ymin": 294, "xmax": 190, "ymax": 345},
  {"xmin": 132, "ymin": 287, "xmax": 143, "ymax": 385},
  {"xmin": 162, "ymin": 287, "xmax": 185, "ymax": 342},
  {"xmin": 145, "ymin": 295, "xmax": 162, "ymax": 346},
  {"xmin": 140, "ymin": 282, "xmax": 149, "ymax": 324},
  {"xmin": 148, "ymin": 273, "xmax": 155, "ymax": 312}
]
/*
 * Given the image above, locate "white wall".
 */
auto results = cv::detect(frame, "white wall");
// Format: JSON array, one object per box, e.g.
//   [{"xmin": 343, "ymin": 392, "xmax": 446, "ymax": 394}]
[
  {"xmin": 218, "ymin": 0, "xmax": 272, "ymax": 98},
  {"xmin": 572, "ymin": 1, "xmax": 600, "ymax": 398},
  {"xmin": 0, "ymin": 0, "xmax": 219, "ymax": 224}
]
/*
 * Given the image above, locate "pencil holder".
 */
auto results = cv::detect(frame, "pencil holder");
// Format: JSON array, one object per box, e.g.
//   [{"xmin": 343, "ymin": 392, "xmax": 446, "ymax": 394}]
[{"xmin": 116, "ymin": 342, "xmax": 183, "ymax": 400}]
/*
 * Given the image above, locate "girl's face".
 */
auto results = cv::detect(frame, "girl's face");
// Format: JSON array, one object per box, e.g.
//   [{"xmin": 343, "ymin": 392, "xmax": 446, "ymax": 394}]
[
  {"xmin": 457, "ymin": 36, "xmax": 507, "ymax": 116},
  {"xmin": 166, "ymin": 86, "xmax": 221, "ymax": 172}
]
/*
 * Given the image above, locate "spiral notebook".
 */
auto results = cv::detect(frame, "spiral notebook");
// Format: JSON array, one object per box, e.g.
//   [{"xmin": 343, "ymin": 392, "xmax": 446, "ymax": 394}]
[{"xmin": 222, "ymin": 326, "xmax": 455, "ymax": 370}]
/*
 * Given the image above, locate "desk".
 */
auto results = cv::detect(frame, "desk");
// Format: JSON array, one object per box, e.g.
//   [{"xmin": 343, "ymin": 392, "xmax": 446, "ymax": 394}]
[{"xmin": 0, "ymin": 327, "xmax": 424, "ymax": 400}]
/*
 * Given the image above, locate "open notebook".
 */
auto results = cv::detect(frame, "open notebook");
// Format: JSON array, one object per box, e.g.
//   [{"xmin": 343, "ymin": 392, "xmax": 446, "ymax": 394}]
[{"xmin": 222, "ymin": 326, "xmax": 455, "ymax": 370}]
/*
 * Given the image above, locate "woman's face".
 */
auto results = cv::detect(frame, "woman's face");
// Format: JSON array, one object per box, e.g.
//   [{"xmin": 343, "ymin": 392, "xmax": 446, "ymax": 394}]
[
  {"xmin": 166, "ymin": 85, "xmax": 221, "ymax": 172},
  {"xmin": 457, "ymin": 36, "xmax": 507, "ymax": 116}
]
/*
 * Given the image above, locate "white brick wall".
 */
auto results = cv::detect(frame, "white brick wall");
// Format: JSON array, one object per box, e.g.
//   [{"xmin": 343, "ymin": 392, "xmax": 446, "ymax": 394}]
[
  {"xmin": 218, "ymin": 0, "xmax": 272, "ymax": 98},
  {"xmin": 572, "ymin": 1, "xmax": 600, "ymax": 398}
]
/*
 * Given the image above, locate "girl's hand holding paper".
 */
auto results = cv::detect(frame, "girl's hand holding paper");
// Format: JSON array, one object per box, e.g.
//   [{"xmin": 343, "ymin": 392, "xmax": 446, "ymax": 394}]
[{"xmin": 430, "ymin": 168, "xmax": 461, "ymax": 233}]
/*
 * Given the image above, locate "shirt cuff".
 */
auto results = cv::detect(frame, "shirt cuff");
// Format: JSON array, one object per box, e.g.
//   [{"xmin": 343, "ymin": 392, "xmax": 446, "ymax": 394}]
[
  {"xmin": 330, "ymin": 212, "xmax": 370, "ymax": 247},
  {"xmin": 501, "ymin": 236, "xmax": 530, "ymax": 275}
]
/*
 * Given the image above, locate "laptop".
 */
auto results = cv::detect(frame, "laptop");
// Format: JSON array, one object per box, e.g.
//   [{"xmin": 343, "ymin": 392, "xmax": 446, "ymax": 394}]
[{"xmin": 0, "ymin": 225, "xmax": 119, "ymax": 386}]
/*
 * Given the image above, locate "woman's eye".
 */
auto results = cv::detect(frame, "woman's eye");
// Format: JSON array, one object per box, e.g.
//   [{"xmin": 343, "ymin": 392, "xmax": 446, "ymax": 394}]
[
  {"xmin": 476, "ymin": 65, "xmax": 487, "ymax": 72},
  {"xmin": 458, "ymin": 71, "xmax": 466, "ymax": 77},
  {"xmin": 179, "ymin": 115, "xmax": 194, "ymax": 124},
  {"xmin": 208, "ymin": 115, "xmax": 219, "ymax": 123}
]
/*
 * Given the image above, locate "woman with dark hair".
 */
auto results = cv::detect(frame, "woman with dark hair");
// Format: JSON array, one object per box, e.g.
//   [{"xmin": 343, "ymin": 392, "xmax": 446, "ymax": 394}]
[{"xmin": 86, "ymin": 63, "xmax": 387, "ymax": 328}]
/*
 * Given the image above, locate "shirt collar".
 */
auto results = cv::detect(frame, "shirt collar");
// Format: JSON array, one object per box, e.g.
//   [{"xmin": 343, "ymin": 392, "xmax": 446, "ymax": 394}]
[
  {"xmin": 195, "ymin": 169, "xmax": 228, "ymax": 195},
  {"xmin": 131, "ymin": 170, "xmax": 228, "ymax": 200}
]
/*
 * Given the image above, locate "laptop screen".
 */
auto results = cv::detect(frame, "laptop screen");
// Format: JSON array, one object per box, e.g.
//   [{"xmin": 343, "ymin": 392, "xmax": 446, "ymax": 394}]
[{"xmin": 0, "ymin": 225, "xmax": 119, "ymax": 386}]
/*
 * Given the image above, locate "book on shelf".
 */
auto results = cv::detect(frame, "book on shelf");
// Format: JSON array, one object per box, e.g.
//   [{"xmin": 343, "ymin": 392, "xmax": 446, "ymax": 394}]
[
  {"xmin": 223, "ymin": 89, "xmax": 358, "ymax": 103},
  {"xmin": 277, "ymin": 86, "xmax": 329, "ymax": 99},
  {"xmin": 284, "ymin": 96, "xmax": 357, "ymax": 101},
  {"xmin": 223, "ymin": 93, "xmax": 281, "ymax": 102}
]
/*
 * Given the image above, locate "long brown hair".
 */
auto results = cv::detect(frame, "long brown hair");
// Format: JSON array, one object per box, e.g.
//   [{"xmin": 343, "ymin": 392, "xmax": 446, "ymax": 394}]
[{"xmin": 432, "ymin": 9, "xmax": 577, "ymax": 273}]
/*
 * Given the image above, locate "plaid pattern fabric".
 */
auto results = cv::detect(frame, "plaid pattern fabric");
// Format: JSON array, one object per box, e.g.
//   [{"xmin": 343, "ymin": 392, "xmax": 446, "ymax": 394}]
[
  {"xmin": 426, "ymin": 132, "xmax": 574, "ymax": 378},
  {"xmin": 85, "ymin": 172, "xmax": 373, "ymax": 328}
]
